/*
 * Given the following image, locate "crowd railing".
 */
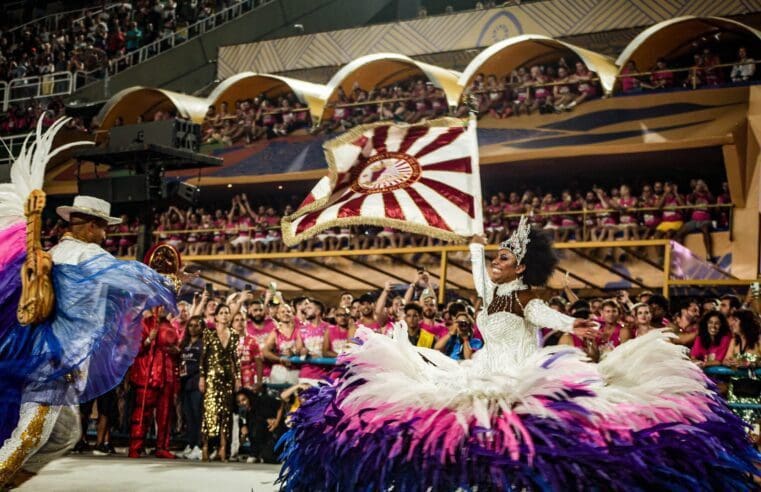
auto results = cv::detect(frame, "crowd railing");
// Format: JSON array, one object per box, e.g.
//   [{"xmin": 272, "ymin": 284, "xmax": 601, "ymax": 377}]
[
  {"xmin": 0, "ymin": 132, "xmax": 34, "ymax": 165},
  {"xmin": 704, "ymin": 365, "xmax": 761, "ymax": 411},
  {"xmin": 500, "ymin": 203, "xmax": 734, "ymax": 241},
  {"xmin": 97, "ymin": 203, "xmax": 734, "ymax": 240},
  {"xmin": 4, "ymin": 71, "xmax": 75, "ymax": 111},
  {"xmin": 464, "ymin": 76, "xmax": 602, "ymax": 100},
  {"xmin": 0, "ymin": 81, "xmax": 7, "ymax": 113},
  {"xmin": 615, "ymin": 59, "xmax": 761, "ymax": 91},
  {"xmin": 4, "ymin": 2, "xmax": 123, "ymax": 43}
]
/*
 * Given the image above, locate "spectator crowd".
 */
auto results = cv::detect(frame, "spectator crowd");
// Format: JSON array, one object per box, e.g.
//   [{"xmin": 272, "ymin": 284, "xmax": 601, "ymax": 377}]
[
  {"xmin": 0, "ymin": 27, "xmax": 756, "ymax": 140},
  {"xmin": 68, "ymin": 262, "xmax": 761, "ymax": 463},
  {"xmin": 462, "ymin": 59, "xmax": 601, "ymax": 117},
  {"xmin": 0, "ymin": 1, "xmax": 253, "ymax": 83},
  {"xmin": 38, "ymin": 176, "xmax": 732, "ymax": 264},
  {"xmin": 619, "ymin": 46, "xmax": 757, "ymax": 93},
  {"xmin": 0, "ymin": 0, "xmax": 255, "ymax": 136},
  {"xmin": 201, "ymin": 95, "xmax": 312, "ymax": 145},
  {"xmin": 314, "ymin": 77, "xmax": 450, "ymax": 135}
]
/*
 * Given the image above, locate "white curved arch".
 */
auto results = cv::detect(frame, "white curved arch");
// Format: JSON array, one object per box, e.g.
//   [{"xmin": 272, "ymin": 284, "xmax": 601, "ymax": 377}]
[{"xmin": 459, "ymin": 34, "xmax": 618, "ymax": 95}]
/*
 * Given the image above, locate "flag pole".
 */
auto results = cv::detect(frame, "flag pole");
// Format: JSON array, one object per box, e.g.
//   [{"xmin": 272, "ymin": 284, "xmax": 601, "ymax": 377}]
[{"xmin": 467, "ymin": 95, "xmax": 484, "ymax": 236}]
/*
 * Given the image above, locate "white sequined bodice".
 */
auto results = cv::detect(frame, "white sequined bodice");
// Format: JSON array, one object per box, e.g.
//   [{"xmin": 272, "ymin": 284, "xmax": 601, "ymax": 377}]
[
  {"xmin": 474, "ymin": 309, "xmax": 538, "ymax": 372},
  {"xmin": 469, "ymin": 244, "xmax": 576, "ymax": 374}
]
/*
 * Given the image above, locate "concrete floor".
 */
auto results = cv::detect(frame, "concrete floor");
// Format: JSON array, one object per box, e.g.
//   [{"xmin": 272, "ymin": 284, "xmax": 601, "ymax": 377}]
[{"xmin": 17, "ymin": 455, "xmax": 281, "ymax": 492}]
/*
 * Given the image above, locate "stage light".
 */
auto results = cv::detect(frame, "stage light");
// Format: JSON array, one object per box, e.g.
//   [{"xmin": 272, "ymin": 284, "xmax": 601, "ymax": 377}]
[{"xmin": 227, "ymin": 183, "xmax": 233, "ymax": 188}]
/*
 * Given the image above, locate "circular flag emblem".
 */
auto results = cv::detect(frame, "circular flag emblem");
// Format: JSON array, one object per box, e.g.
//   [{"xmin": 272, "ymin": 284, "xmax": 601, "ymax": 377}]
[{"xmin": 351, "ymin": 152, "xmax": 422, "ymax": 194}]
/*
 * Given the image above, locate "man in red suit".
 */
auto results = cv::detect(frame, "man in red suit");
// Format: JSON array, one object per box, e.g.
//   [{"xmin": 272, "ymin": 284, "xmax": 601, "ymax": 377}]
[{"xmin": 128, "ymin": 309, "xmax": 180, "ymax": 458}]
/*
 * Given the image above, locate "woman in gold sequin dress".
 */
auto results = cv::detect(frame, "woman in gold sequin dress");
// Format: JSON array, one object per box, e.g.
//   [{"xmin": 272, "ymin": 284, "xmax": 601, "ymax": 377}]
[{"xmin": 200, "ymin": 304, "xmax": 240, "ymax": 461}]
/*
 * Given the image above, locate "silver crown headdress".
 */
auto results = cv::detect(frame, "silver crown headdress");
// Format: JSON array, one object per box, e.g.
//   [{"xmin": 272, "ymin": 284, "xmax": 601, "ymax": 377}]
[{"xmin": 499, "ymin": 215, "xmax": 531, "ymax": 264}]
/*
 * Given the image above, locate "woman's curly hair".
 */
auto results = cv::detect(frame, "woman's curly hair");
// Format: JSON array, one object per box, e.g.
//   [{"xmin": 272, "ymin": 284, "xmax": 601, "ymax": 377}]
[{"xmin": 521, "ymin": 228, "xmax": 558, "ymax": 287}]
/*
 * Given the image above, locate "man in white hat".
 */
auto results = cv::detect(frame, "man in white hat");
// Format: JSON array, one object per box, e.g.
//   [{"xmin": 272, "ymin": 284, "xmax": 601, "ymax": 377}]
[
  {"xmin": 1, "ymin": 195, "xmax": 123, "ymax": 486},
  {"xmin": 51, "ymin": 195, "xmax": 122, "ymax": 264}
]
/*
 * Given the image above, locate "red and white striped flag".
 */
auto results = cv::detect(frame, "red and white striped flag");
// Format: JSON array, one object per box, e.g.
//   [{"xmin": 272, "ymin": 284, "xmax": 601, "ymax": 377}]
[{"xmin": 282, "ymin": 117, "xmax": 483, "ymax": 246}]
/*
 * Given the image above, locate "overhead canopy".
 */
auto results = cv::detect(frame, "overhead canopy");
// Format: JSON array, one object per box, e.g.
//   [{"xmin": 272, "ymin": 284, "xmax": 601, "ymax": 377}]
[
  {"xmin": 96, "ymin": 87, "xmax": 209, "ymax": 133},
  {"xmin": 616, "ymin": 16, "xmax": 761, "ymax": 72},
  {"xmin": 321, "ymin": 53, "xmax": 462, "ymax": 121},
  {"xmin": 459, "ymin": 34, "xmax": 619, "ymax": 95},
  {"xmin": 207, "ymin": 72, "xmax": 327, "ymax": 122}
]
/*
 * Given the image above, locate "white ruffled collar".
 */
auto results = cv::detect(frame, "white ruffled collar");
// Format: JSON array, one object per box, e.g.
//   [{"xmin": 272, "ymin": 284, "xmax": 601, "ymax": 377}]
[{"xmin": 495, "ymin": 279, "xmax": 527, "ymax": 296}]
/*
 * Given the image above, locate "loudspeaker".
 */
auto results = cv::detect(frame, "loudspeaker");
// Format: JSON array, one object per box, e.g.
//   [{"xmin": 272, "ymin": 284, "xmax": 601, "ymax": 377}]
[
  {"xmin": 163, "ymin": 180, "xmax": 200, "ymax": 204},
  {"xmin": 79, "ymin": 176, "xmax": 149, "ymax": 203},
  {"xmin": 109, "ymin": 119, "xmax": 201, "ymax": 153}
]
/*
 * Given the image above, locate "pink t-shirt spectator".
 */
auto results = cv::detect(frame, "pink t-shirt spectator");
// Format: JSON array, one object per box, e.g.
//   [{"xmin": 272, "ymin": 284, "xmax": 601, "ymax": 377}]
[
  {"xmin": 690, "ymin": 334, "xmax": 731, "ymax": 363},
  {"xmin": 504, "ymin": 203, "xmax": 523, "ymax": 228},
  {"xmin": 641, "ymin": 196, "xmax": 661, "ymax": 228},
  {"xmin": 357, "ymin": 320, "xmax": 382, "ymax": 334},
  {"xmin": 247, "ymin": 318, "xmax": 276, "ymax": 377},
  {"xmin": 661, "ymin": 194, "xmax": 683, "ymax": 222},
  {"xmin": 595, "ymin": 202, "xmax": 617, "ymax": 226},
  {"xmin": 275, "ymin": 327, "xmax": 299, "ymax": 355},
  {"xmin": 689, "ymin": 191, "xmax": 714, "ymax": 222},
  {"xmin": 238, "ymin": 216, "xmax": 253, "ymax": 237},
  {"xmin": 618, "ymin": 197, "xmax": 638, "ymax": 224},
  {"xmin": 263, "ymin": 215, "xmax": 280, "ymax": 227},
  {"xmin": 299, "ymin": 321, "xmax": 330, "ymax": 380},
  {"xmin": 651, "ymin": 69, "xmax": 674, "ymax": 88},
  {"xmin": 595, "ymin": 321, "xmax": 625, "ymax": 352},
  {"xmin": 327, "ymin": 325, "xmax": 351, "ymax": 355},
  {"xmin": 620, "ymin": 67, "xmax": 640, "ymax": 93}
]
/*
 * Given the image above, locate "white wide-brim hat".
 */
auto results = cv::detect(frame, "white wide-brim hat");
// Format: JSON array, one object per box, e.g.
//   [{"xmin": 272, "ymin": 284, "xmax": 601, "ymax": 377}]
[{"xmin": 56, "ymin": 195, "xmax": 122, "ymax": 225}]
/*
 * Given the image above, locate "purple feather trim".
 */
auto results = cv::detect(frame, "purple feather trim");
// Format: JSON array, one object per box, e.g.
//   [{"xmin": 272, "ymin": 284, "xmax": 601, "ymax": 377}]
[{"xmin": 278, "ymin": 365, "xmax": 760, "ymax": 492}]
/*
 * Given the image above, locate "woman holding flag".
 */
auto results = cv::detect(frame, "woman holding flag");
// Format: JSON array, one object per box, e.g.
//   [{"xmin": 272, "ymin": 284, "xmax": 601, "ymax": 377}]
[{"xmin": 277, "ymin": 116, "xmax": 759, "ymax": 491}]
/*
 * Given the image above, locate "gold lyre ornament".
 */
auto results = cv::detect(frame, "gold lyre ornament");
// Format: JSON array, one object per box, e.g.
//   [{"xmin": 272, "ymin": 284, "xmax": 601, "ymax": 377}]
[
  {"xmin": 17, "ymin": 189, "xmax": 55, "ymax": 325},
  {"xmin": 145, "ymin": 243, "xmax": 183, "ymax": 293}
]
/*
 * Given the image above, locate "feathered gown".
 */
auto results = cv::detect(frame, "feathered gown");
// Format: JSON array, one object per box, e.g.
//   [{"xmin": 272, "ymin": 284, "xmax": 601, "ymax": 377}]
[{"xmin": 278, "ymin": 243, "xmax": 760, "ymax": 491}]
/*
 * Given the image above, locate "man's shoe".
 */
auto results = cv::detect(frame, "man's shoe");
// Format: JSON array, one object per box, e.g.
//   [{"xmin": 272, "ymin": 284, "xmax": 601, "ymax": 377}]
[
  {"xmin": 155, "ymin": 449, "xmax": 177, "ymax": 459},
  {"xmin": 181, "ymin": 445, "xmax": 192, "ymax": 458},
  {"xmin": 72, "ymin": 440, "xmax": 91, "ymax": 453},
  {"xmin": 106, "ymin": 442, "xmax": 117, "ymax": 455},
  {"xmin": 92, "ymin": 443, "xmax": 109, "ymax": 456},
  {"xmin": 187, "ymin": 446, "xmax": 202, "ymax": 461}
]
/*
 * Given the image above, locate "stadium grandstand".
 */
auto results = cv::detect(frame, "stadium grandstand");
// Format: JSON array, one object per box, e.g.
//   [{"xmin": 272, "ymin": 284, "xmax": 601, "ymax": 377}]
[{"xmin": 3, "ymin": 1, "xmax": 761, "ymax": 490}]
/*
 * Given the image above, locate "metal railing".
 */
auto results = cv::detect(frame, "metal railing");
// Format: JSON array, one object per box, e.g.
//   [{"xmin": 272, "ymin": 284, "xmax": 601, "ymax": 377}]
[
  {"xmin": 0, "ymin": 132, "xmax": 33, "ymax": 165},
  {"xmin": 4, "ymin": 71, "xmax": 75, "ymax": 111},
  {"xmin": 499, "ymin": 203, "xmax": 734, "ymax": 242},
  {"xmin": 4, "ymin": 2, "xmax": 123, "ymax": 43},
  {"xmin": 74, "ymin": 0, "xmax": 260, "ymax": 91},
  {"xmin": 0, "ymin": 82, "xmax": 7, "ymax": 113},
  {"xmin": 99, "ymin": 203, "xmax": 733, "ymax": 239},
  {"xmin": 616, "ymin": 59, "xmax": 760, "ymax": 91}
]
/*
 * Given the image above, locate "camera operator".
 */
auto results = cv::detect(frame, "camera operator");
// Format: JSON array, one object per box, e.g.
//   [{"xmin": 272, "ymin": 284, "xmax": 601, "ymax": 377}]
[{"xmin": 435, "ymin": 308, "xmax": 482, "ymax": 361}]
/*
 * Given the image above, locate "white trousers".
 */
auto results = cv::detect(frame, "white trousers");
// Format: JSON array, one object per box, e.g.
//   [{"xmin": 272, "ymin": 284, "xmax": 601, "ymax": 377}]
[{"xmin": 0, "ymin": 403, "xmax": 81, "ymax": 485}]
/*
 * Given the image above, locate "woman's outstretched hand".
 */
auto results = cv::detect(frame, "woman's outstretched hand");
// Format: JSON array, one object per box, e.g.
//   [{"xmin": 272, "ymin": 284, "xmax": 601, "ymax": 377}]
[
  {"xmin": 572, "ymin": 319, "xmax": 599, "ymax": 340},
  {"xmin": 470, "ymin": 234, "xmax": 487, "ymax": 245}
]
